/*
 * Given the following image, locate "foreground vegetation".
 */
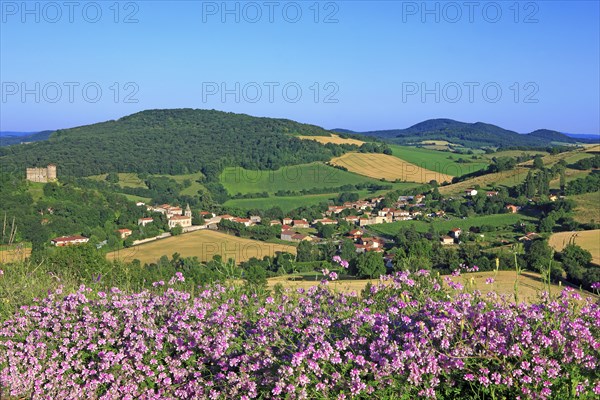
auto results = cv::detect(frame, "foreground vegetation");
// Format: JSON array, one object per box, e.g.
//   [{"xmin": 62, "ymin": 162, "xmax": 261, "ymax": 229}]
[{"xmin": 1, "ymin": 265, "xmax": 598, "ymax": 399}]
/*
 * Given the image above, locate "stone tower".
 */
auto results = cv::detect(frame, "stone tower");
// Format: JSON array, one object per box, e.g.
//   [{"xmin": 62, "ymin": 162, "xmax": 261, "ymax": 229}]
[
  {"xmin": 46, "ymin": 164, "xmax": 57, "ymax": 181},
  {"xmin": 26, "ymin": 164, "xmax": 58, "ymax": 183},
  {"xmin": 185, "ymin": 204, "xmax": 192, "ymax": 217}
]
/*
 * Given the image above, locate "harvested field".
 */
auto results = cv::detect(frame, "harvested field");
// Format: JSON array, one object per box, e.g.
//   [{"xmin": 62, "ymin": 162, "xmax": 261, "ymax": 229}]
[
  {"xmin": 298, "ymin": 134, "xmax": 365, "ymax": 146},
  {"xmin": 438, "ymin": 167, "xmax": 529, "ymax": 195},
  {"xmin": 549, "ymin": 230, "xmax": 600, "ymax": 265},
  {"xmin": 107, "ymin": 230, "xmax": 296, "ymax": 265},
  {"xmin": 330, "ymin": 152, "xmax": 453, "ymax": 184}
]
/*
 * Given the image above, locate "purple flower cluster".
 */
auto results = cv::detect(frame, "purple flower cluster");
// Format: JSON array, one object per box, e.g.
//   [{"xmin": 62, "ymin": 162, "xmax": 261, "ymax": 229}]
[{"xmin": 1, "ymin": 273, "xmax": 598, "ymax": 399}]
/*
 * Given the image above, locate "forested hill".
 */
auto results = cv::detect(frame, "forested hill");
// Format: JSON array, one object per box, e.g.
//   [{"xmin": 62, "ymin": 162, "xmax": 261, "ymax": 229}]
[
  {"xmin": 0, "ymin": 109, "xmax": 347, "ymax": 179},
  {"xmin": 356, "ymin": 119, "xmax": 591, "ymax": 148}
]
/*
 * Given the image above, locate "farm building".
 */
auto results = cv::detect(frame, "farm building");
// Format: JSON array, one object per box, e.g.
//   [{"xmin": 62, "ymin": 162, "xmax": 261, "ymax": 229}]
[{"xmin": 51, "ymin": 235, "xmax": 89, "ymax": 246}]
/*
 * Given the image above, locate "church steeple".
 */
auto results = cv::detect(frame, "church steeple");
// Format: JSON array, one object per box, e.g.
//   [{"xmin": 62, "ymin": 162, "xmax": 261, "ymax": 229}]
[{"xmin": 185, "ymin": 204, "xmax": 192, "ymax": 217}]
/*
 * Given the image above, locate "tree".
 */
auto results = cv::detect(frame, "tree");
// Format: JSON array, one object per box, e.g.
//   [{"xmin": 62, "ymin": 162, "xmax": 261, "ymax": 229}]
[
  {"xmin": 106, "ymin": 172, "xmax": 119, "ymax": 183},
  {"xmin": 171, "ymin": 225, "xmax": 183, "ymax": 236},
  {"xmin": 525, "ymin": 240, "xmax": 553, "ymax": 273},
  {"xmin": 296, "ymin": 240, "xmax": 318, "ymax": 262},
  {"xmin": 533, "ymin": 155, "xmax": 544, "ymax": 170},
  {"xmin": 245, "ymin": 264, "xmax": 267, "ymax": 287},
  {"xmin": 192, "ymin": 212, "xmax": 205, "ymax": 226},
  {"xmin": 316, "ymin": 223, "xmax": 335, "ymax": 239},
  {"xmin": 560, "ymin": 243, "xmax": 593, "ymax": 285},
  {"xmin": 339, "ymin": 239, "xmax": 357, "ymax": 262},
  {"xmin": 356, "ymin": 252, "xmax": 386, "ymax": 279}
]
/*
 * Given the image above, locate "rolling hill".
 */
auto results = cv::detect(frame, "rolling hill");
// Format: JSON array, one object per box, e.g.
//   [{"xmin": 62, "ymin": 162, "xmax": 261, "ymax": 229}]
[
  {"xmin": 0, "ymin": 109, "xmax": 350, "ymax": 178},
  {"xmin": 351, "ymin": 119, "xmax": 594, "ymax": 148}
]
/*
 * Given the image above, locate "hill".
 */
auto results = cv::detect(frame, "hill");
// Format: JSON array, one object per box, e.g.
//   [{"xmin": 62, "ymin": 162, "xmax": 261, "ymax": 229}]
[
  {"xmin": 355, "ymin": 119, "xmax": 589, "ymax": 148},
  {"xmin": 0, "ymin": 131, "xmax": 54, "ymax": 146},
  {"xmin": 0, "ymin": 109, "xmax": 348, "ymax": 179}
]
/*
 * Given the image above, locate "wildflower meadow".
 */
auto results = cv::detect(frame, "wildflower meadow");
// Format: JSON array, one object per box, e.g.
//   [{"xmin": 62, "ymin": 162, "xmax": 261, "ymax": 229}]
[{"xmin": 0, "ymin": 262, "xmax": 599, "ymax": 399}]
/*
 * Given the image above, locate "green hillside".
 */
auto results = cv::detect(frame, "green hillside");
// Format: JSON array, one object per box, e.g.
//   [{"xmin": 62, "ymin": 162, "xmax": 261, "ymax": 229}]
[
  {"xmin": 220, "ymin": 163, "xmax": 398, "ymax": 195},
  {"xmin": 369, "ymin": 213, "xmax": 536, "ymax": 237},
  {"xmin": 389, "ymin": 145, "xmax": 489, "ymax": 177},
  {"xmin": 0, "ymin": 109, "xmax": 348, "ymax": 179}
]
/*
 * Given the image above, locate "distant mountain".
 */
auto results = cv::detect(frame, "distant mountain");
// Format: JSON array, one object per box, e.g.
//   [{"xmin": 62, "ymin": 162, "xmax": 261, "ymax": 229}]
[
  {"xmin": 0, "ymin": 131, "xmax": 38, "ymax": 137},
  {"xmin": 0, "ymin": 131, "xmax": 54, "ymax": 146},
  {"xmin": 564, "ymin": 133, "xmax": 600, "ymax": 141},
  {"xmin": 0, "ymin": 109, "xmax": 349, "ymax": 178},
  {"xmin": 354, "ymin": 119, "xmax": 592, "ymax": 148},
  {"xmin": 331, "ymin": 128, "xmax": 357, "ymax": 134}
]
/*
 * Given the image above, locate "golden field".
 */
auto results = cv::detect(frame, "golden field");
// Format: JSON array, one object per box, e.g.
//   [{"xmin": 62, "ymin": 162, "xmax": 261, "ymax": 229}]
[
  {"xmin": 0, "ymin": 246, "xmax": 31, "ymax": 264},
  {"xmin": 330, "ymin": 152, "xmax": 453, "ymax": 184},
  {"xmin": 549, "ymin": 229, "xmax": 600, "ymax": 266},
  {"xmin": 298, "ymin": 134, "xmax": 365, "ymax": 146},
  {"xmin": 107, "ymin": 230, "xmax": 296, "ymax": 265},
  {"xmin": 269, "ymin": 270, "xmax": 597, "ymax": 303},
  {"xmin": 438, "ymin": 167, "xmax": 529, "ymax": 195}
]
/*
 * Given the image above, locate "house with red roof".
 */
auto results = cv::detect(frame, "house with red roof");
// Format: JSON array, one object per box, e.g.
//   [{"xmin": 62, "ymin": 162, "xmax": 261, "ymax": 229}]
[
  {"xmin": 51, "ymin": 235, "xmax": 89, "ymax": 246},
  {"xmin": 116, "ymin": 228, "xmax": 132, "ymax": 239},
  {"xmin": 293, "ymin": 219, "xmax": 310, "ymax": 228},
  {"xmin": 138, "ymin": 217, "xmax": 154, "ymax": 226}
]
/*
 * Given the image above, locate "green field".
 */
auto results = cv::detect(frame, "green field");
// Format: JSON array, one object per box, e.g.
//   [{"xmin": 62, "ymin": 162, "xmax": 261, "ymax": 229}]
[
  {"xmin": 389, "ymin": 145, "xmax": 489, "ymax": 177},
  {"xmin": 122, "ymin": 193, "xmax": 152, "ymax": 203},
  {"xmin": 224, "ymin": 188, "xmax": 415, "ymax": 211},
  {"xmin": 369, "ymin": 213, "xmax": 536, "ymax": 237},
  {"xmin": 26, "ymin": 182, "xmax": 46, "ymax": 201},
  {"xmin": 482, "ymin": 150, "xmax": 549, "ymax": 160},
  {"xmin": 88, "ymin": 173, "xmax": 147, "ymax": 188},
  {"xmin": 87, "ymin": 172, "xmax": 205, "ymax": 197},
  {"xmin": 219, "ymin": 163, "xmax": 405, "ymax": 195},
  {"xmin": 161, "ymin": 172, "xmax": 206, "ymax": 196},
  {"xmin": 572, "ymin": 192, "xmax": 600, "ymax": 223}
]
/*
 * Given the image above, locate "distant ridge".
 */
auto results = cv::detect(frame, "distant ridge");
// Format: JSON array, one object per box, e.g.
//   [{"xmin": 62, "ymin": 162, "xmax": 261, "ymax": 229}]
[
  {"xmin": 0, "ymin": 131, "xmax": 54, "ymax": 146},
  {"xmin": 347, "ymin": 118, "xmax": 596, "ymax": 148}
]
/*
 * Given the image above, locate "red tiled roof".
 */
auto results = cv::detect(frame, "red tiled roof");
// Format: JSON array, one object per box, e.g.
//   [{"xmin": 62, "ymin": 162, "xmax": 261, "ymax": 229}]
[{"xmin": 52, "ymin": 235, "xmax": 88, "ymax": 242}]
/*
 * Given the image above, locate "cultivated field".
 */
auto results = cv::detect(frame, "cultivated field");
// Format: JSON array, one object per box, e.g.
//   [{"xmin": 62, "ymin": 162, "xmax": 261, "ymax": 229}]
[
  {"xmin": 298, "ymin": 134, "xmax": 365, "ymax": 146},
  {"xmin": 223, "ymin": 187, "xmax": 416, "ymax": 211},
  {"xmin": 438, "ymin": 167, "xmax": 529, "ymax": 195},
  {"xmin": 330, "ymin": 153, "xmax": 454, "ymax": 184},
  {"xmin": 549, "ymin": 168, "xmax": 591, "ymax": 189},
  {"xmin": 482, "ymin": 150, "xmax": 548, "ymax": 160},
  {"xmin": 220, "ymin": 162, "xmax": 385, "ymax": 195},
  {"xmin": 518, "ymin": 148, "xmax": 589, "ymax": 167},
  {"xmin": 0, "ymin": 245, "xmax": 31, "ymax": 264},
  {"xmin": 107, "ymin": 230, "xmax": 296, "ymax": 265},
  {"xmin": 572, "ymin": 192, "xmax": 600, "ymax": 223},
  {"xmin": 389, "ymin": 145, "xmax": 489, "ymax": 176},
  {"xmin": 369, "ymin": 213, "xmax": 534, "ymax": 237},
  {"xmin": 88, "ymin": 173, "xmax": 147, "ymax": 188},
  {"xmin": 584, "ymin": 144, "xmax": 600, "ymax": 153},
  {"xmin": 269, "ymin": 271, "xmax": 596, "ymax": 303},
  {"xmin": 549, "ymin": 230, "xmax": 600, "ymax": 266}
]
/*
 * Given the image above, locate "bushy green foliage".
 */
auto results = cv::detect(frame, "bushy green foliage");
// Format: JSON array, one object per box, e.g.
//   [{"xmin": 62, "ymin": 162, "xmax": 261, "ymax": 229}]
[{"xmin": 0, "ymin": 109, "xmax": 346, "ymax": 178}]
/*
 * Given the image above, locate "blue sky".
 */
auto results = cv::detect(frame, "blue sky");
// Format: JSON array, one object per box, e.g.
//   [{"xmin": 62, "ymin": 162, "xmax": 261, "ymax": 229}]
[{"xmin": 1, "ymin": 1, "xmax": 599, "ymax": 134}]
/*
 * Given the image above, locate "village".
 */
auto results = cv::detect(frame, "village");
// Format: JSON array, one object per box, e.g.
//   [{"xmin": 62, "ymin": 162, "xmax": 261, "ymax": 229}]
[{"xmin": 49, "ymin": 187, "xmax": 537, "ymax": 266}]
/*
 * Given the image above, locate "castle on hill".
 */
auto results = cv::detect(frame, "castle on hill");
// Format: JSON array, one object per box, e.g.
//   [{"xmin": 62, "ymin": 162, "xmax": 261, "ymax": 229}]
[{"xmin": 26, "ymin": 164, "xmax": 57, "ymax": 183}]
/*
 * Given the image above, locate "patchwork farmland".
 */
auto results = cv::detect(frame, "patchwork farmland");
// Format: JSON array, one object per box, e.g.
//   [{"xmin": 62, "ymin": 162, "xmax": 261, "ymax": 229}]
[{"xmin": 330, "ymin": 152, "xmax": 454, "ymax": 184}]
